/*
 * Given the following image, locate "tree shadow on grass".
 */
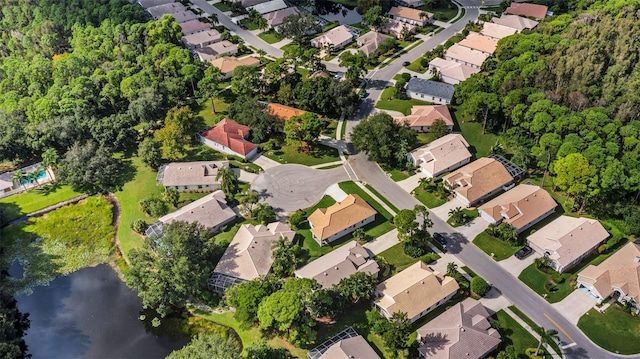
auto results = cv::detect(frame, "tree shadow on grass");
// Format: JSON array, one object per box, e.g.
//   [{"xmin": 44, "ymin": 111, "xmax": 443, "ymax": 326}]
[
  {"xmin": 0, "ymin": 202, "xmax": 22, "ymax": 227},
  {"xmin": 112, "ymin": 158, "xmax": 137, "ymax": 192}
]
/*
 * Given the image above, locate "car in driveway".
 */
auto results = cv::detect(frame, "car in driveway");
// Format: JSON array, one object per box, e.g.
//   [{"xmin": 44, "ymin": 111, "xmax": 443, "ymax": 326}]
[
  {"xmin": 402, "ymin": 61, "xmax": 410, "ymax": 66},
  {"xmin": 514, "ymin": 246, "xmax": 533, "ymax": 259},
  {"xmin": 359, "ymin": 90, "xmax": 368, "ymax": 98},
  {"xmin": 433, "ymin": 232, "xmax": 447, "ymax": 246}
]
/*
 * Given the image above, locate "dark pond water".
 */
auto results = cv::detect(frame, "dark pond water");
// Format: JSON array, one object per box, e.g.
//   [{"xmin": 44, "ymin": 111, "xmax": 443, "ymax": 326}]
[
  {"xmin": 16, "ymin": 264, "xmax": 190, "ymax": 359},
  {"xmin": 315, "ymin": 0, "xmax": 362, "ymax": 24}
]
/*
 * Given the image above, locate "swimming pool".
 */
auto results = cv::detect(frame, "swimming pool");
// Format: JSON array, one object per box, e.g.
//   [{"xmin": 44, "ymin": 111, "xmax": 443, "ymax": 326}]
[{"xmin": 20, "ymin": 171, "xmax": 47, "ymax": 184}]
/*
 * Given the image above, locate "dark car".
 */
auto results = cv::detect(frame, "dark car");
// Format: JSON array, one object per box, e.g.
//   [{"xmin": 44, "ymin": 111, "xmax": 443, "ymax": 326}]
[
  {"xmin": 433, "ymin": 232, "xmax": 447, "ymax": 246},
  {"xmin": 515, "ymin": 246, "xmax": 533, "ymax": 259},
  {"xmin": 359, "ymin": 90, "xmax": 368, "ymax": 98},
  {"xmin": 402, "ymin": 61, "xmax": 410, "ymax": 66}
]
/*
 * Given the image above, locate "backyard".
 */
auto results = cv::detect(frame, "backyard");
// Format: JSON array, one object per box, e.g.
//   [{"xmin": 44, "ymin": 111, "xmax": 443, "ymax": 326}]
[
  {"xmin": 0, "ymin": 184, "xmax": 82, "ymax": 224},
  {"xmin": 577, "ymin": 306, "xmax": 640, "ymax": 355},
  {"xmin": 472, "ymin": 231, "xmax": 520, "ymax": 261},
  {"xmin": 376, "ymin": 242, "xmax": 440, "ymax": 276}
]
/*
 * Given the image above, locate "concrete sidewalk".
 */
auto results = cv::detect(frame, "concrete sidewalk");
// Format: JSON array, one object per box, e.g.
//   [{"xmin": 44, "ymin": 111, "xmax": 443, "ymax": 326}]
[
  {"xmin": 356, "ymin": 182, "xmax": 397, "ymax": 216},
  {"xmin": 364, "ymin": 229, "xmax": 399, "ymax": 255}
]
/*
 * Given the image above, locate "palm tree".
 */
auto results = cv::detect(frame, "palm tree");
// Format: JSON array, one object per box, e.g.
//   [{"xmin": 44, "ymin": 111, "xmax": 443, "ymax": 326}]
[
  {"xmin": 215, "ymin": 165, "xmax": 238, "ymax": 198},
  {"xmin": 352, "ymin": 228, "xmax": 368, "ymax": 244},
  {"xmin": 27, "ymin": 169, "xmax": 41, "ymax": 187},
  {"xmin": 534, "ymin": 327, "xmax": 559, "ymax": 356},
  {"xmin": 448, "ymin": 207, "xmax": 465, "ymax": 225},
  {"xmin": 446, "ymin": 262, "xmax": 458, "ymax": 277},
  {"xmin": 11, "ymin": 170, "xmax": 27, "ymax": 191},
  {"xmin": 256, "ymin": 48, "xmax": 267, "ymax": 64},
  {"xmin": 42, "ymin": 147, "xmax": 59, "ymax": 181},
  {"xmin": 256, "ymin": 16, "xmax": 269, "ymax": 32},
  {"xmin": 209, "ymin": 12, "xmax": 219, "ymax": 25}
]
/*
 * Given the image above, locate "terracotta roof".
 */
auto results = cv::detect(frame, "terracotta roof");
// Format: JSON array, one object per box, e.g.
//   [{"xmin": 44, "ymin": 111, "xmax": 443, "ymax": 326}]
[
  {"xmin": 357, "ymin": 31, "xmax": 391, "ymax": 56},
  {"xmin": 319, "ymin": 335, "xmax": 381, "ymax": 359},
  {"xmin": 213, "ymin": 222, "xmax": 296, "ymax": 281},
  {"xmin": 492, "ymin": 14, "xmax": 538, "ymax": 30},
  {"xmin": 479, "ymin": 184, "xmax": 557, "ymax": 231},
  {"xmin": 394, "ymin": 104, "xmax": 454, "ymax": 128},
  {"xmin": 210, "ymin": 56, "xmax": 260, "ymax": 74},
  {"xmin": 579, "ymin": 242, "xmax": 640, "ymax": 304},
  {"xmin": 200, "ymin": 118, "xmax": 258, "ymax": 156},
  {"xmin": 264, "ymin": 7, "xmax": 299, "ymax": 27},
  {"xmin": 443, "ymin": 158, "xmax": 513, "ymax": 205},
  {"xmin": 311, "ymin": 25, "xmax": 355, "ymax": 47},
  {"xmin": 529, "ymin": 216, "xmax": 609, "ymax": 271},
  {"xmin": 505, "ymin": 2, "xmax": 548, "ymax": 19},
  {"xmin": 161, "ymin": 161, "xmax": 228, "ymax": 187},
  {"xmin": 308, "ymin": 194, "xmax": 377, "ymax": 241},
  {"xmin": 389, "ymin": 6, "xmax": 432, "ymax": 22},
  {"xmin": 179, "ymin": 19, "xmax": 212, "ymax": 35},
  {"xmin": 382, "ymin": 19, "xmax": 417, "ymax": 37},
  {"xmin": 480, "ymin": 22, "xmax": 519, "ymax": 39},
  {"xmin": 295, "ymin": 241, "xmax": 380, "ymax": 288},
  {"xmin": 429, "ymin": 57, "xmax": 480, "ymax": 83},
  {"xmin": 375, "ymin": 261, "xmax": 459, "ymax": 320},
  {"xmin": 267, "ymin": 103, "xmax": 306, "ymax": 121},
  {"xmin": 158, "ymin": 190, "xmax": 237, "ymax": 229},
  {"xmin": 458, "ymin": 33, "xmax": 499, "ymax": 54},
  {"xmin": 444, "ymin": 44, "xmax": 490, "ymax": 68},
  {"xmin": 408, "ymin": 134, "xmax": 472, "ymax": 177},
  {"xmin": 417, "ymin": 298, "xmax": 501, "ymax": 359}
]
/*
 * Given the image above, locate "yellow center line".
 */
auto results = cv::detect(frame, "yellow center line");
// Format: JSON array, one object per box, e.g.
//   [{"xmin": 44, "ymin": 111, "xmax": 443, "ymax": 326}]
[{"xmin": 543, "ymin": 313, "xmax": 575, "ymax": 343}]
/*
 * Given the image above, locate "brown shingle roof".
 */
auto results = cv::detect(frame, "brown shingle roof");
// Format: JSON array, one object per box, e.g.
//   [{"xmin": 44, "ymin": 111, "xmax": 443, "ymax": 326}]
[
  {"xmin": 579, "ymin": 242, "xmax": 640, "ymax": 303},
  {"xmin": 158, "ymin": 190, "xmax": 237, "ymax": 229},
  {"xmin": 394, "ymin": 105, "xmax": 454, "ymax": 128},
  {"xmin": 311, "ymin": 25, "xmax": 354, "ymax": 47},
  {"xmin": 443, "ymin": 158, "xmax": 513, "ymax": 205},
  {"xmin": 357, "ymin": 31, "xmax": 391, "ymax": 56},
  {"xmin": 429, "ymin": 57, "xmax": 480, "ymax": 83},
  {"xmin": 505, "ymin": 2, "xmax": 548, "ymax": 19},
  {"xmin": 479, "ymin": 184, "xmax": 557, "ymax": 231},
  {"xmin": 308, "ymin": 194, "xmax": 377, "ymax": 241},
  {"xmin": 179, "ymin": 19, "xmax": 212, "ymax": 35},
  {"xmin": 200, "ymin": 118, "xmax": 258, "ymax": 156}
]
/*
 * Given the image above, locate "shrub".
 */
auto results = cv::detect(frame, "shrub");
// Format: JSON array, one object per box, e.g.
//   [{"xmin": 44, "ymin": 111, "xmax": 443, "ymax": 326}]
[
  {"xmin": 597, "ymin": 244, "xmax": 608, "ymax": 254},
  {"xmin": 139, "ymin": 196, "xmax": 169, "ymax": 217},
  {"xmin": 605, "ymin": 235, "xmax": 623, "ymax": 249},
  {"xmin": 470, "ymin": 277, "xmax": 491, "ymax": 297},
  {"xmin": 550, "ymin": 271, "xmax": 564, "ymax": 284},
  {"xmin": 422, "ymin": 252, "xmax": 439, "ymax": 263},
  {"xmin": 403, "ymin": 241, "xmax": 429, "ymax": 258},
  {"xmin": 131, "ymin": 219, "xmax": 148, "ymax": 234}
]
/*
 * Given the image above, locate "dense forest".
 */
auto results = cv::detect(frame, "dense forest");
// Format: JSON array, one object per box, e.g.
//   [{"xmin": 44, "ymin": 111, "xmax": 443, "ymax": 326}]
[{"xmin": 458, "ymin": 1, "xmax": 640, "ymax": 235}]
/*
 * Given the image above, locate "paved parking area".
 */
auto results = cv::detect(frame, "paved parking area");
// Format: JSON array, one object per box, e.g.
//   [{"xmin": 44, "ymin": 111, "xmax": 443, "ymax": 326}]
[
  {"xmin": 552, "ymin": 288, "xmax": 597, "ymax": 325},
  {"xmin": 498, "ymin": 253, "xmax": 538, "ymax": 278}
]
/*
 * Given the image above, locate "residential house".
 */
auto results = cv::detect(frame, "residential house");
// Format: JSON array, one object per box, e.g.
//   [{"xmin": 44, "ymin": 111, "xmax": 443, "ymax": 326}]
[
  {"xmin": 479, "ymin": 22, "xmax": 519, "ymax": 40},
  {"xmin": 195, "ymin": 41, "xmax": 239, "ymax": 62},
  {"xmin": 394, "ymin": 104, "xmax": 454, "ymax": 132},
  {"xmin": 505, "ymin": 2, "xmax": 548, "ymax": 19},
  {"xmin": 264, "ymin": 7, "xmax": 299, "ymax": 30},
  {"xmin": 492, "ymin": 14, "xmax": 538, "ymax": 31},
  {"xmin": 169, "ymin": 10, "xmax": 199, "ymax": 23},
  {"xmin": 388, "ymin": 6, "xmax": 433, "ymax": 26},
  {"xmin": 295, "ymin": 241, "xmax": 379, "ymax": 289},
  {"xmin": 444, "ymin": 44, "xmax": 490, "ymax": 69},
  {"xmin": 407, "ymin": 134, "xmax": 472, "ymax": 178},
  {"xmin": 145, "ymin": 190, "xmax": 237, "ymax": 237},
  {"xmin": 0, "ymin": 172, "xmax": 13, "ymax": 194},
  {"xmin": 428, "ymin": 57, "xmax": 480, "ymax": 85},
  {"xmin": 416, "ymin": 298, "xmax": 501, "ymax": 359},
  {"xmin": 179, "ymin": 19, "xmax": 212, "ymax": 35},
  {"xmin": 157, "ymin": 161, "xmax": 228, "ymax": 192},
  {"xmin": 528, "ymin": 216, "xmax": 609, "ymax": 273},
  {"xmin": 406, "ymin": 78, "xmax": 455, "ymax": 105},
  {"xmin": 209, "ymin": 56, "xmax": 260, "ymax": 79},
  {"xmin": 443, "ymin": 157, "xmax": 514, "ymax": 207},
  {"xmin": 267, "ymin": 103, "xmax": 307, "ymax": 122},
  {"xmin": 308, "ymin": 328, "xmax": 380, "ymax": 359},
  {"xmin": 209, "ymin": 222, "xmax": 296, "ymax": 293},
  {"xmin": 374, "ymin": 261, "xmax": 459, "ymax": 323},
  {"xmin": 457, "ymin": 33, "xmax": 498, "ymax": 55},
  {"xmin": 199, "ymin": 118, "xmax": 259, "ymax": 159},
  {"xmin": 308, "ymin": 194, "xmax": 377, "ymax": 245},
  {"xmin": 577, "ymin": 241, "xmax": 640, "ymax": 312},
  {"xmin": 478, "ymin": 183, "xmax": 557, "ymax": 234},
  {"xmin": 182, "ymin": 29, "xmax": 222, "ymax": 49},
  {"xmin": 311, "ymin": 25, "xmax": 356, "ymax": 50},
  {"xmin": 146, "ymin": 2, "xmax": 186, "ymax": 19},
  {"xmin": 395, "ymin": 0, "xmax": 424, "ymax": 8},
  {"xmin": 233, "ymin": 0, "xmax": 270, "ymax": 7},
  {"xmin": 138, "ymin": 0, "xmax": 174, "ymax": 9},
  {"xmin": 357, "ymin": 31, "xmax": 391, "ymax": 57},
  {"xmin": 248, "ymin": 0, "xmax": 288, "ymax": 15},
  {"xmin": 381, "ymin": 19, "xmax": 417, "ymax": 39}
]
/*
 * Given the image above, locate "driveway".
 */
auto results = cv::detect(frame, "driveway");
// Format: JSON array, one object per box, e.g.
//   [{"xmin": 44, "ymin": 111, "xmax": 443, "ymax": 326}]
[
  {"xmin": 552, "ymin": 289, "xmax": 597, "ymax": 325},
  {"xmin": 499, "ymin": 253, "xmax": 538, "ymax": 278},
  {"xmin": 250, "ymin": 154, "xmax": 280, "ymax": 170},
  {"xmin": 430, "ymin": 199, "xmax": 463, "ymax": 221},
  {"xmin": 250, "ymin": 164, "xmax": 349, "ymax": 213},
  {"xmin": 396, "ymin": 172, "xmax": 425, "ymax": 193}
]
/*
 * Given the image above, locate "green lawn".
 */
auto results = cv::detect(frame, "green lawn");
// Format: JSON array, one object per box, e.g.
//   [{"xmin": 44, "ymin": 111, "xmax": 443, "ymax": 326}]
[
  {"xmin": 472, "ymin": 231, "xmax": 519, "ymax": 261},
  {"xmin": 197, "ymin": 91, "xmax": 236, "ymax": 127},
  {"xmin": 451, "ymin": 106, "xmax": 500, "ymax": 158},
  {"xmin": 328, "ymin": 0, "xmax": 357, "ymax": 6},
  {"xmin": 213, "ymin": 2, "xmax": 234, "ymax": 11},
  {"xmin": 518, "ymin": 264, "xmax": 575, "ymax": 303},
  {"xmin": 280, "ymin": 43, "xmax": 298, "ymax": 52},
  {"xmin": 338, "ymin": 181, "xmax": 393, "ymax": 220},
  {"xmin": 380, "ymin": 165, "xmax": 411, "ymax": 182},
  {"xmin": 446, "ymin": 208, "xmax": 478, "ymax": 227},
  {"xmin": 493, "ymin": 310, "xmax": 540, "ymax": 357},
  {"xmin": 578, "ymin": 306, "xmax": 640, "ymax": 355},
  {"xmin": 418, "ymin": 1, "xmax": 459, "ymax": 22},
  {"xmin": 375, "ymin": 87, "xmax": 432, "ymax": 115},
  {"xmin": 0, "ymin": 184, "xmax": 82, "ymax": 223},
  {"xmin": 406, "ymin": 56, "xmax": 427, "ymax": 73},
  {"xmin": 263, "ymin": 143, "xmax": 341, "ymax": 166},
  {"xmin": 365, "ymin": 184, "xmax": 399, "ymax": 214},
  {"xmin": 258, "ymin": 30, "xmax": 281, "ymax": 44},
  {"xmin": 410, "ymin": 293, "xmax": 466, "ymax": 330},
  {"xmin": 239, "ymin": 18, "xmax": 260, "ymax": 30},
  {"xmin": 377, "ymin": 242, "xmax": 440, "ymax": 276},
  {"xmin": 508, "ymin": 306, "xmax": 563, "ymax": 357},
  {"xmin": 412, "ymin": 187, "xmax": 446, "ymax": 208}
]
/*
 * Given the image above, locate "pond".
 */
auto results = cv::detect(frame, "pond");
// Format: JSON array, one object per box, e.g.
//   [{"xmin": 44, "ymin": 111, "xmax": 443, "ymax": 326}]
[
  {"xmin": 15, "ymin": 264, "xmax": 190, "ymax": 359},
  {"xmin": 314, "ymin": 0, "xmax": 362, "ymax": 24}
]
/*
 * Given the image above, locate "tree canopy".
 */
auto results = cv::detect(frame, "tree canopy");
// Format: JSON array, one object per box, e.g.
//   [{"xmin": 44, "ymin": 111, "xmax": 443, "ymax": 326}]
[
  {"xmin": 351, "ymin": 112, "xmax": 417, "ymax": 168},
  {"xmin": 166, "ymin": 332, "xmax": 242, "ymax": 359}
]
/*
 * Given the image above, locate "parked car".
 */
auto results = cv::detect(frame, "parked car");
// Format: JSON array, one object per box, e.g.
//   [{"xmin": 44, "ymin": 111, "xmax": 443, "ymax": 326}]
[
  {"xmin": 515, "ymin": 246, "xmax": 533, "ymax": 259},
  {"xmin": 433, "ymin": 232, "xmax": 447, "ymax": 246},
  {"xmin": 402, "ymin": 61, "xmax": 410, "ymax": 66},
  {"xmin": 359, "ymin": 90, "xmax": 368, "ymax": 98}
]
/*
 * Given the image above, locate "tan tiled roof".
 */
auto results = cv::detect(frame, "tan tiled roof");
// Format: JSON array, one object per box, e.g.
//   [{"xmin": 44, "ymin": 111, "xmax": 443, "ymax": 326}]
[
  {"xmin": 138, "ymin": 0, "xmax": 174, "ymax": 9},
  {"xmin": 213, "ymin": 222, "xmax": 296, "ymax": 281},
  {"xmin": 479, "ymin": 184, "xmax": 557, "ymax": 231},
  {"xmin": 319, "ymin": 335, "xmax": 381, "ymax": 359},
  {"xmin": 179, "ymin": 19, "xmax": 212, "ymax": 35},
  {"xmin": 311, "ymin": 25, "xmax": 354, "ymax": 47},
  {"xmin": 210, "ymin": 56, "xmax": 260, "ymax": 74},
  {"xmin": 309, "ymin": 194, "xmax": 377, "ymax": 241},
  {"xmin": 375, "ymin": 261, "xmax": 459, "ymax": 320},
  {"xmin": 492, "ymin": 14, "xmax": 538, "ymax": 30},
  {"xmin": 182, "ymin": 30, "xmax": 221, "ymax": 47},
  {"xmin": 458, "ymin": 33, "xmax": 499, "ymax": 54},
  {"xmin": 528, "ymin": 216, "xmax": 609, "ymax": 270},
  {"xmin": 161, "ymin": 161, "xmax": 228, "ymax": 187},
  {"xmin": 394, "ymin": 104, "xmax": 454, "ymax": 128},
  {"xmin": 295, "ymin": 241, "xmax": 380, "ymax": 288},
  {"xmin": 579, "ymin": 242, "xmax": 640, "ymax": 303},
  {"xmin": 416, "ymin": 298, "xmax": 501, "ymax": 359},
  {"xmin": 357, "ymin": 31, "xmax": 391, "ymax": 56},
  {"xmin": 158, "ymin": 190, "xmax": 237, "ymax": 229},
  {"xmin": 444, "ymin": 44, "xmax": 490, "ymax": 67},
  {"xmin": 505, "ymin": 2, "xmax": 548, "ymax": 19},
  {"xmin": 408, "ymin": 134, "xmax": 472, "ymax": 177},
  {"xmin": 429, "ymin": 57, "xmax": 480, "ymax": 82},
  {"xmin": 443, "ymin": 158, "xmax": 513, "ymax": 205},
  {"xmin": 147, "ymin": 2, "xmax": 186, "ymax": 18},
  {"xmin": 267, "ymin": 103, "xmax": 306, "ymax": 121},
  {"xmin": 389, "ymin": 6, "xmax": 432, "ymax": 22},
  {"xmin": 169, "ymin": 10, "xmax": 199, "ymax": 23},
  {"xmin": 480, "ymin": 22, "xmax": 519, "ymax": 39},
  {"xmin": 382, "ymin": 19, "xmax": 417, "ymax": 37},
  {"xmin": 264, "ymin": 7, "xmax": 299, "ymax": 27}
]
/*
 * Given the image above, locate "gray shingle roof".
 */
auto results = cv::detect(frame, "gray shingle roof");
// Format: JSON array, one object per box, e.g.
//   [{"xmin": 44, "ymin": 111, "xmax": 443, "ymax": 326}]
[{"xmin": 407, "ymin": 78, "xmax": 455, "ymax": 102}]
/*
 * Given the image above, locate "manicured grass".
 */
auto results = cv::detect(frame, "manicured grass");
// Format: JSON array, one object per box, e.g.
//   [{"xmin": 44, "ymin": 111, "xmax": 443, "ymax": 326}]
[
  {"xmin": 338, "ymin": 181, "xmax": 392, "ymax": 220},
  {"xmin": 451, "ymin": 106, "xmax": 501, "ymax": 158},
  {"xmin": 493, "ymin": 310, "xmax": 540, "ymax": 356},
  {"xmin": 1, "ymin": 196, "xmax": 114, "ymax": 291},
  {"xmin": 280, "ymin": 43, "xmax": 298, "ymax": 52},
  {"xmin": 197, "ymin": 91, "xmax": 236, "ymax": 126},
  {"xmin": 417, "ymin": 1, "xmax": 459, "ymax": 22},
  {"xmin": 380, "ymin": 165, "xmax": 410, "ymax": 182},
  {"xmin": 239, "ymin": 18, "xmax": 260, "ymax": 30},
  {"xmin": 472, "ymin": 231, "xmax": 519, "ymax": 261},
  {"xmin": 258, "ymin": 30, "xmax": 281, "ymax": 44},
  {"xmin": 375, "ymin": 87, "xmax": 432, "ymax": 115},
  {"xmin": 263, "ymin": 143, "xmax": 341, "ymax": 166},
  {"xmin": 508, "ymin": 306, "xmax": 563, "ymax": 357},
  {"xmin": 446, "ymin": 208, "xmax": 478, "ymax": 227},
  {"xmin": 406, "ymin": 56, "xmax": 427, "ymax": 73},
  {"xmin": 0, "ymin": 184, "xmax": 82, "ymax": 223},
  {"xmin": 213, "ymin": 2, "xmax": 234, "ymax": 11},
  {"xmin": 377, "ymin": 242, "xmax": 440, "ymax": 276},
  {"xmin": 412, "ymin": 187, "xmax": 446, "ymax": 208},
  {"xmin": 213, "ymin": 217, "xmax": 261, "ymax": 245},
  {"xmin": 518, "ymin": 264, "xmax": 574, "ymax": 303},
  {"xmin": 578, "ymin": 306, "xmax": 640, "ymax": 355},
  {"xmin": 348, "ymin": 22, "xmax": 370, "ymax": 35},
  {"xmin": 328, "ymin": 0, "xmax": 357, "ymax": 6},
  {"xmin": 322, "ymin": 22, "xmax": 340, "ymax": 32},
  {"xmin": 365, "ymin": 184, "xmax": 399, "ymax": 214}
]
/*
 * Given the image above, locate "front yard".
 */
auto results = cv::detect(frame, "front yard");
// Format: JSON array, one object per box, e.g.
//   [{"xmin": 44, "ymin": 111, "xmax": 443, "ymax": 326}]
[
  {"xmin": 472, "ymin": 231, "xmax": 519, "ymax": 261},
  {"xmin": 417, "ymin": 1, "xmax": 459, "ymax": 22},
  {"xmin": 263, "ymin": 142, "xmax": 341, "ymax": 166},
  {"xmin": 493, "ymin": 310, "xmax": 540, "ymax": 356},
  {"xmin": 518, "ymin": 264, "xmax": 575, "ymax": 303},
  {"xmin": 376, "ymin": 242, "xmax": 440, "ymax": 276},
  {"xmin": 412, "ymin": 186, "xmax": 447, "ymax": 208},
  {"xmin": 375, "ymin": 87, "xmax": 432, "ymax": 115},
  {"xmin": 578, "ymin": 306, "xmax": 640, "ymax": 355},
  {"xmin": 258, "ymin": 30, "xmax": 281, "ymax": 44}
]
